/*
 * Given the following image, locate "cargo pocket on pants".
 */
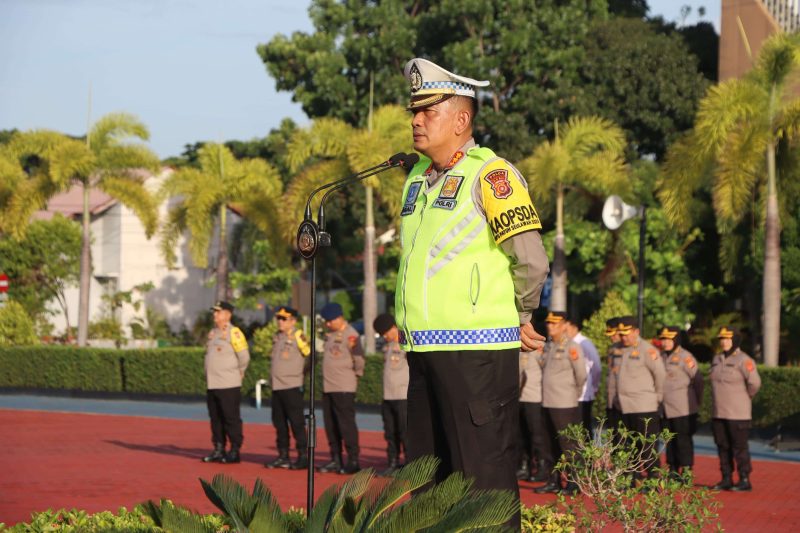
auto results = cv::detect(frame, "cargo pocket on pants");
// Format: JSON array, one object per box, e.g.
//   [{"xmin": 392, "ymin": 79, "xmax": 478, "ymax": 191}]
[{"xmin": 468, "ymin": 388, "xmax": 518, "ymax": 462}]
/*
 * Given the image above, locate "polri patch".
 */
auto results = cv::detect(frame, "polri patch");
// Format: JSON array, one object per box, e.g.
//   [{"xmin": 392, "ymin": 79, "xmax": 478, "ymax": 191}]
[
  {"xmin": 432, "ymin": 175, "xmax": 464, "ymax": 210},
  {"xmin": 401, "ymin": 181, "xmax": 423, "ymax": 216}
]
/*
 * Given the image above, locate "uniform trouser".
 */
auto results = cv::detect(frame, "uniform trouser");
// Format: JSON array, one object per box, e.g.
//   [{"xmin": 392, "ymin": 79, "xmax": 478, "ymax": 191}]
[
  {"xmin": 407, "ymin": 349, "xmax": 520, "ymax": 529},
  {"xmin": 271, "ymin": 387, "xmax": 307, "ymax": 453},
  {"xmin": 621, "ymin": 411, "xmax": 661, "ymax": 476},
  {"xmin": 322, "ymin": 392, "xmax": 359, "ymax": 461},
  {"xmin": 206, "ymin": 387, "xmax": 243, "ymax": 449},
  {"xmin": 544, "ymin": 406, "xmax": 582, "ymax": 477},
  {"xmin": 520, "ymin": 401, "xmax": 546, "ymax": 468},
  {"xmin": 381, "ymin": 399, "xmax": 407, "ymax": 460},
  {"xmin": 579, "ymin": 400, "xmax": 594, "ymax": 436},
  {"xmin": 712, "ymin": 418, "xmax": 752, "ymax": 477},
  {"xmin": 664, "ymin": 413, "xmax": 697, "ymax": 469}
]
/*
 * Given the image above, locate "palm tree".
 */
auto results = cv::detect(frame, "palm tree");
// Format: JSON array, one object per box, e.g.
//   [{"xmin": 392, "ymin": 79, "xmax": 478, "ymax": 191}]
[
  {"xmin": 659, "ymin": 33, "xmax": 800, "ymax": 367},
  {"xmin": 283, "ymin": 105, "xmax": 410, "ymax": 353},
  {"xmin": 518, "ymin": 116, "xmax": 627, "ymax": 312},
  {"xmin": 160, "ymin": 143, "xmax": 283, "ymax": 302},
  {"xmin": 1, "ymin": 115, "xmax": 161, "ymax": 346}
]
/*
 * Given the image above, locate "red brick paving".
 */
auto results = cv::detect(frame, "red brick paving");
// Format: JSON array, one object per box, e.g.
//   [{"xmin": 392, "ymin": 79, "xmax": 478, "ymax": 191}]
[{"xmin": 2, "ymin": 409, "xmax": 799, "ymax": 530}]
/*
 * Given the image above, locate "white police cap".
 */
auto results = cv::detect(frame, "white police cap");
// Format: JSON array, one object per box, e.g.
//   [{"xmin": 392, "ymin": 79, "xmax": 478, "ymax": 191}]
[{"xmin": 404, "ymin": 58, "xmax": 490, "ymax": 110}]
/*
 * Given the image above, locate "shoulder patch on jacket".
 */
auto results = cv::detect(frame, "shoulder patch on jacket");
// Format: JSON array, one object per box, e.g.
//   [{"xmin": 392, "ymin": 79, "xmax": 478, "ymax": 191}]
[
  {"xmin": 230, "ymin": 327, "xmax": 248, "ymax": 353},
  {"xmin": 480, "ymin": 159, "xmax": 542, "ymax": 244},
  {"xmin": 569, "ymin": 347, "xmax": 579, "ymax": 361},
  {"xmin": 294, "ymin": 330, "xmax": 311, "ymax": 357},
  {"xmin": 648, "ymin": 348, "xmax": 659, "ymax": 361},
  {"xmin": 685, "ymin": 357, "xmax": 695, "ymax": 369},
  {"xmin": 745, "ymin": 359, "xmax": 755, "ymax": 373}
]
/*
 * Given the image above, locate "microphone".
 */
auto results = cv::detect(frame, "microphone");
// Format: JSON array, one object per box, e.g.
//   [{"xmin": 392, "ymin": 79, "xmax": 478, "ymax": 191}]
[
  {"xmin": 302, "ymin": 152, "xmax": 407, "ymax": 220},
  {"xmin": 317, "ymin": 153, "xmax": 414, "ymax": 231}
]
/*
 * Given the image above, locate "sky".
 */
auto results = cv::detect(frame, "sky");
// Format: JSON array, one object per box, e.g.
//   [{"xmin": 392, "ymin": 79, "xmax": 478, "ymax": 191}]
[{"xmin": 0, "ymin": 0, "xmax": 720, "ymax": 159}]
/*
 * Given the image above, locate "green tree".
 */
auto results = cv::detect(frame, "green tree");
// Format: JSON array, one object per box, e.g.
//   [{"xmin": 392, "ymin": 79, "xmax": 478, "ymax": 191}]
[
  {"xmin": 160, "ymin": 143, "xmax": 283, "ymax": 302},
  {"xmin": 518, "ymin": 116, "xmax": 627, "ymax": 312},
  {"xmin": 284, "ymin": 105, "xmax": 411, "ymax": 353},
  {"xmin": 659, "ymin": 33, "xmax": 800, "ymax": 366},
  {"xmin": 1, "ymin": 116, "xmax": 161, "ymax": 346},
  {"xmin": 258, "ymin": 0, "xmax": 608, "ymax": 160},
  {"xmin": 0, "ymin": 300, "xmax": 39, "ymax": 346},
  {"xmin": 579, "ymin": 17, "xmax": 710, "ymax": 160},
  {"xmin": 0, "ymin": 214, "xmax": 81, "ymax": 334}
]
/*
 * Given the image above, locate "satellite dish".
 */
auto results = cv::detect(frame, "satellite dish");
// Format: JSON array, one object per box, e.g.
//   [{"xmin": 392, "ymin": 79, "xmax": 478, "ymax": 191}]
[{"xmin": 602, "ymin": 195, "xmax": 640, "ymax": 230}]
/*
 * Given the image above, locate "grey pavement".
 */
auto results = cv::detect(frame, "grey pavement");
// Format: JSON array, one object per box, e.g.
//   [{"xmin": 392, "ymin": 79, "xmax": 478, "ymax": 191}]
[{"xmin": 2, "ymin": 393, "xmax": 799, "ymax": 463}]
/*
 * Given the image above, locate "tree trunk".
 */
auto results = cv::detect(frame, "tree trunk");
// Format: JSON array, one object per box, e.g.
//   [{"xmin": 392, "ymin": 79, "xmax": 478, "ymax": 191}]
[
  {"xmin": 363, "ymin": 185, "xmax": 377, "ymax": 354},
  {"xmin": 216, "ymin": 205, "xmax": 229, "ymax": 302},
  {"xmin": 762, "ymin": 143, "xmax": 781, "ymax": 367},
  {"xmin": 551, "ymin": 182, "xmax": 567, "ymax": 312},
  {"xmin": 77, "ymin": 181, "xmax": 92, "ymax": 346}
]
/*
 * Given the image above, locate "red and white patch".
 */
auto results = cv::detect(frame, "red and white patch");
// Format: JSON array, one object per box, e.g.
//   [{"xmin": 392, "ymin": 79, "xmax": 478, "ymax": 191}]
[{"xmin": 483, "ymin": 169, "xmax": 513, "ymax": 199}]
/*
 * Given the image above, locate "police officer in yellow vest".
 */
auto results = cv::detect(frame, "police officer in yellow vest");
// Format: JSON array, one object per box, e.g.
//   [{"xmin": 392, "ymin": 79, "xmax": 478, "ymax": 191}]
[
  {"xmin": 397, "ymin": 58, "xmax": 549, "ymax": 526},
  {"xmin": 265, "ymin": 306, "xmax": 311, "ymax": 470},
  {"xmin": 710, "ymin": 326, "xmax": 761, "ymax": 491},
  {"xmin": 535, "ymin": 311, "xmax": 586, "ymax": 495},
  {"xmin": 318, "ymin": 302, "xmax": 365, "ymax": 475},
  {"xmin": 202, "ymin": 301, "xmax": 250, "ymax": 464},
  {"xmin": 658, "ymin": 326, "xmax": 703, "ymax": 478},
  {"xmin": 615, "ymin": 316, "xmax": 666, "ymax": 480}
]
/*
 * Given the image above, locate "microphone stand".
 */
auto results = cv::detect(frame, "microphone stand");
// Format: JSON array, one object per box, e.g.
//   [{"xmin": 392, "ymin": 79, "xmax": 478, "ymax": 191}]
[{"xmin": 296, "ymin": 154, "xmax": 414, "ymax": 513}]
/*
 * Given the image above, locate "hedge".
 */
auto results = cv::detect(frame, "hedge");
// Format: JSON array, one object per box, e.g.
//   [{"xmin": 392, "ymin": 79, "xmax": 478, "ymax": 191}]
[{"xmin": 2, "ymin": 346, "xmax": 799, "ymax": 428}]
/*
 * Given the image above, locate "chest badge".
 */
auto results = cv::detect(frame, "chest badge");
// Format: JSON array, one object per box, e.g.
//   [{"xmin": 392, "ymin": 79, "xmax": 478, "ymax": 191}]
[
  {"xmin": 401, "ymin": 181, "xmax": 423, "ymax": 216},
  {"xmin": 432, "ymin": 174, "xmax": 464, "ymax": 210}
]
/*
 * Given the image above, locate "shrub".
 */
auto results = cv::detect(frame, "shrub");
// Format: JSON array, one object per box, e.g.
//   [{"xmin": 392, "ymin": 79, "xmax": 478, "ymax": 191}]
[{"xmin": 0, "ymin": 300, "xmax": 38, "ymax": 347}]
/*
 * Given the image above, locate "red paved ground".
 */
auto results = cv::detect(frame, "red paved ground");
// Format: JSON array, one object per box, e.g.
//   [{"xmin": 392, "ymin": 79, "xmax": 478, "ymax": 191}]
[{"xmin": 2, "ymin": 409, "xmax": 799, "ymax": 530}]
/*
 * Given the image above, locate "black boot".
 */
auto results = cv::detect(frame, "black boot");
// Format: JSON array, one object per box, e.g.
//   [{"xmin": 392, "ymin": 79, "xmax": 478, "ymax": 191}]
[
  {"xmin": 317, "ymin": 456, "xmax": 342, "ymax": 473},
  {"xmin": 732, "ymin": 474, "xmax": 752, "ymax": 492},
  {"xmin": 265, "ymin": 449, "xmax": 291, "ymax": 469},
  {"xmin": 531, "ymin": 461, "xmax": 550, "ymax": 482},
  {"xmin": 712, "ymin": 475, "xmax": 733, "ymax": 491},
  {"xmin": 290, "ymin": 451, "xmax": 309, "ymax": 470},
  {"xmin": 534, "ymin": 473, "xmax": 561, "ymax": 494},
  {"xmin": 202, "ymin": 443, "xmax": 225, "ymax": 463},
  {"xmin": 516, "ymin": 457, "xmax": 531, "ymax": 481},
  {"xmin": 221, "ymin": 448, "xmax": 240, "ymax": 464},
  {"xmin": 380, "ymin": 455, "xmax": 399, "ymax": 477},
  {"xmin": 339, "ymin": 455, "xmax": 361, "ymax": 475}
]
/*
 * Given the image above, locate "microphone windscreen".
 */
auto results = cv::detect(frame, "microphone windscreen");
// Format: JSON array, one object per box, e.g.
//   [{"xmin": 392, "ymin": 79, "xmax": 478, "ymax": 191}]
[
  {"xmin": 387, "ymin": 152, "xmax": 406, "ymax": 166},
  {"xmin": 401, "ymin": 153, "xmax": 420, "ymax": 170}
]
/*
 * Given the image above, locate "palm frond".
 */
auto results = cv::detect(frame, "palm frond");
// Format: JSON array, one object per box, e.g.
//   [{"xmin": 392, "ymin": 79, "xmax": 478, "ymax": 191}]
[
  {"xmin": 2, "ymin": 178, "xmax": 51, "ymax": 240},
  {"xmin": 375, "ymin": 167, "xmax": 408, "ymax": 220},
  {"xmin": 159, "ymin": 500, "xmax": 216, "ymax": 533},
  {"xmin": 356, "ymin": 456, "xmax": 440, "ymax": 531},
  {"xmin": 776, "ymin": 99, "xmax": 800, "ymax": 140},
  {"xmin": 694, "ymin": 79, "xmax": 767, "ymax": 159},
  {"xmin": 518, "ymin": 141, "xmax": 568, "ymax": 204},
  {"xmin": 89, "ymin": 112, "xmax": 150, "ymax": 153},
  {"xmin": 95, "ymin": 144, "xmax": 161, "ymax": 174},
  {"xmin": 248, "ymin": 478, "xmax": 286, "ymax": 533},
  {"xmin": 304, "ymin": 484, "xmax": 340, "ymax": 532},
  {"xmin": 159, "ymin": 204, "xmax": 188, "ymax": 268},
  {"xmin": 200, "ymin": 474, "xmax": 255, "ymax": 530},
  {"xmin": 197, "ymin": 143, "xmax": 239, "ymax": 188},
  {"xmin": 711, "ymin": 126, "xmax": 767, "ymax": 228},
  {"xmin": 753, "ymin": 32, "xmax": 800, "ymax": 88},
  {"xmin": 658, "ymin": 132, "xmax": 714, "ymax": 232},
  {"xmin": 325, "ymin": 468, "xmax": 374, "ymax": 530},
  {"xmin": 424, "ymin": 489, "xmax": 519, "ymax": 532},
  {"xmin": 98, "ymin": 176, "xmax": 160, "ymax": 237},
  {"xmin": 370, "ymin": 472, "xmax": 473, "ymax": 533},
  {"xmin": 561, "ymin": 115, "xmax": 626, "ymax": 158},
  {"xmin": 571, "ymin": 150, "xmax": 628, "ymax": 196},
  {"xmin": 286, "ymin": 118, "xmax": 355, "ymax": 172},
  {"xmin": 230, "ymin": 157, "xmax": 283, "ymax": 200}
]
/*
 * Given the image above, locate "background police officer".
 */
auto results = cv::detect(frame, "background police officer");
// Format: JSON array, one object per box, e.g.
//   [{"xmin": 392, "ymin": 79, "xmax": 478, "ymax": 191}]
[
  {"xmin": 396, "ymin": 58, "xmax": 549, "ymax": 528},
  {"xmin": 710, "ymin": 326, "xmax": 761, "ymax": 491},
  {"xmin": 202, "ymin": 301, "xmax": 250, "ymax": 464},
  {"xmin": 659, "ymin": 326, "xmax": 703, "ymax": 478},
  {"xmin": 565, "ymin": 316, "xmax": 601, "ymax": 436},
  {"xmin": 318, "ymin": 302, "xmax": 365, "ymax": 475},
  {"xmin": 266, "ymin": 306, "xmax": 310, "ymax": 470},
  {"xmin": 535, "ymin": 311, "xmax": 586, "ymax": 495},
  {"xmin": 615, "ymin": 316, "xmax": 666, "ymax": 480},
  {"xmin": 517, "ymin": 342, "xmax": 547, "ymax": 483},
  {"xmin": 374, "ymin": 313, "xmax": 409, "ymax": 476}
]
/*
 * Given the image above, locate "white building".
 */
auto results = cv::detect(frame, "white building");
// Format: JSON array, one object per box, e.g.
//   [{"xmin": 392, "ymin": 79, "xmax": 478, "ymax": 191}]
[{"xmin": 36, "ymin": 168, "xmax": 252, "ymax": 342}]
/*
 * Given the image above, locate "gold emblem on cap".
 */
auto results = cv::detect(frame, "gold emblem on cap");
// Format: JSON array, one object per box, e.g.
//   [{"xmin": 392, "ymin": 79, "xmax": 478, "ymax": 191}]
[{"xmin": 410, "ymin": 63, "xmax": 422, "ymax": 93}]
